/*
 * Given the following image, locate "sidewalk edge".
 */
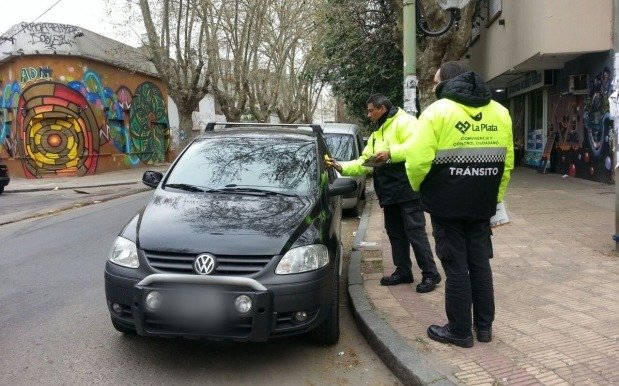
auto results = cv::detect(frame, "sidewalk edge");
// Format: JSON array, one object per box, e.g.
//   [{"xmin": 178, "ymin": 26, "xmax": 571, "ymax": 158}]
[
  {"xmin": 347, "ymin": 196, "xmax": 457, "ymax": 386},
  {"xmin": 6, "ymin": 181, "xmax": 140, "ymax": 193}
]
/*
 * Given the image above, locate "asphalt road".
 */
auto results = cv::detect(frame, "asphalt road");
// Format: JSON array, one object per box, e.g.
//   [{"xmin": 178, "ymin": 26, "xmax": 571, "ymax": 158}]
[
  {"xmin": 0, "ymin": 185, "xmax": 147, "ymax": 225},
  {"xmin": 0, "ymin": 191, "xmax": 399, "ymax": 385}
]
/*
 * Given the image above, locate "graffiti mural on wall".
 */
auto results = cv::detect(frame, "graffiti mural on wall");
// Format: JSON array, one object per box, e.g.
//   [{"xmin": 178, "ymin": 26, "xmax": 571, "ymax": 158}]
[
  {"xmin": 130, "ymin": 82, "xmax": 169, "ymax": 164},
  {"xmin": 583, "ymin": 67, "xmax": 612, "ymax": 159},
  {"xmin": 0, "ymin": 66, "xmax": 169, "ymax": 177},
  {"xmin": 0, "ymin": 81, "xmax": 22, "ymax": 157},
  {"xmin": 549, "ymin": 67, "xmax": 614, "ymax": 183},
  {"xmin": 16, "ymin": 82, "xmax": 100, "ymax": 177}
]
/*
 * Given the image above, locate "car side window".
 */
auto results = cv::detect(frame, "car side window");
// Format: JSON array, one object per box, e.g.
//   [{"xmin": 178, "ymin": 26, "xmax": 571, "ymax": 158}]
[
  {"xmin": 356, "ymin": 132, "xmax": 365, "ymax": 154},
  {"xmin": 317, "ymin": 136, "xmax": 337, "ymax": 183}
]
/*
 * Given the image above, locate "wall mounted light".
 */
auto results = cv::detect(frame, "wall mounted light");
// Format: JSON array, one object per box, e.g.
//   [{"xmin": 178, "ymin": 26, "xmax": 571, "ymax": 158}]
[{"xmin": 417, "ymin": 0, "xmax": 472, "ymax": 37}]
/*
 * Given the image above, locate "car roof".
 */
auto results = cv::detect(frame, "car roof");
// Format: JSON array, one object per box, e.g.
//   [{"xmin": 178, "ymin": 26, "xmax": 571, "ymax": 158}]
[
  {"xmin": 320, "ymin": 123, "xmax": 360, "ymax": 135},
  {"xmin": 199, "ymin": 127, "xmax": 320, "ymax": 141}
]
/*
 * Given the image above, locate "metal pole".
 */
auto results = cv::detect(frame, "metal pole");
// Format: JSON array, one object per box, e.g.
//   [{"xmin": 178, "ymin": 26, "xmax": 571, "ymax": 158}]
[
  {"xmin": 403, "ymin": 0, "xmax": 418, "ymax": 116},
  {"xmin": 613, "ymin": 0, "xmax": 619, "ymax": 251}
]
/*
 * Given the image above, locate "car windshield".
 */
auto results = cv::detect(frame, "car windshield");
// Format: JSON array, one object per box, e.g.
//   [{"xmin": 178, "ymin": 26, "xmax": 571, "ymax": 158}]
[
  {"xmin": 166, "ymin": 136, "xmax": 318, "ymax": 195},
  {"xmin": 324, "ymin": 133, "xmax": 356, "ymax": 161}
]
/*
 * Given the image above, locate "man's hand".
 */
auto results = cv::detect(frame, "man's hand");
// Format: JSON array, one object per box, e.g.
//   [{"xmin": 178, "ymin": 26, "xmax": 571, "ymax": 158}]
[
  {"xmin": 324, "ymin": 155, "xmax": 342, "ymax": 172},
  {"xmin": 374, "ymin": 150, "xmax": 390, "ymax": 163}
]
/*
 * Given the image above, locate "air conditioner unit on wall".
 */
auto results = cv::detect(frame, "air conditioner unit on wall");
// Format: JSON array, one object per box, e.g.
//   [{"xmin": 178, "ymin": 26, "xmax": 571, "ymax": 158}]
[{"xmin": 568, "ymin": 74, "xmax": 588, "ymax": 94}]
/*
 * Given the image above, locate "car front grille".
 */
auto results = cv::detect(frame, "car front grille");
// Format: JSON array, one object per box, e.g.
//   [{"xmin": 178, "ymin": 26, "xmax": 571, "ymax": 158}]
[
  {"xmin": 144, "ymin": 316, "xmax": 253, "ymax": 338},
  {"xmin": 143, "ymin": 250, "xmax": 274, "ymax": 276}
]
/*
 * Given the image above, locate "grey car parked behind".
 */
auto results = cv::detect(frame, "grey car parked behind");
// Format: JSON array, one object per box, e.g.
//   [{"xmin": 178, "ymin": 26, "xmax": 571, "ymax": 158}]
[{"xmin": 321, "ymin": 123, "xmax": 367, "ymax": 216}]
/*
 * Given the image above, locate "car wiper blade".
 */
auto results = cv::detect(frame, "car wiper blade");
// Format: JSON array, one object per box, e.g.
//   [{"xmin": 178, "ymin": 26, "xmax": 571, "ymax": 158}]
[
  {"xmin": 221, "ymin": 185, "xmax": 298, "ymax": 197},
  {"xmin": 164, "ymin": 183, "xmax": 206, "ymax": 192}
]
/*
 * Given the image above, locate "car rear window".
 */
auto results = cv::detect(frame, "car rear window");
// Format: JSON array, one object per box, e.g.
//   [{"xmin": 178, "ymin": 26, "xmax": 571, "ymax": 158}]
[
  {"xmin": 324, "ymin": 133, "xmax": 356, "ymax": 161},
  {"xmin": 167, "ymin": 136, "xmax": 318, "ymax": 195}
]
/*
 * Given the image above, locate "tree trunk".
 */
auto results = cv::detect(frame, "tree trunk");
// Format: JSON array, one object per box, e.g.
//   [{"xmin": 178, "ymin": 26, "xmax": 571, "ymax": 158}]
[
  {"xmin": 177, "ymin": 110, "xmax": 195, "ymax": 150},
  {"xmin": 415, "ymin": 2, "xmax": 476, "ymax": 110}
]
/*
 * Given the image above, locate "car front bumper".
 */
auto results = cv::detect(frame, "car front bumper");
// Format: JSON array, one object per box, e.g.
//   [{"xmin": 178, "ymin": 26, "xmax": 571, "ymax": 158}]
[{"xmin": 104, "ymin": 263, "xmax": 333, "ymax": 342}]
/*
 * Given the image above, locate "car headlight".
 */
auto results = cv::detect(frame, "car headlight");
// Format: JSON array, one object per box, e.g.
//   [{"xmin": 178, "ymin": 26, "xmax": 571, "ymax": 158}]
[
  {"xmin": 108, "ymin": 236, "xmax": 139, "ymax": 268},
  {"xmin": 275, "ymin": 244, "xmax": 329, "ymax": 274}
]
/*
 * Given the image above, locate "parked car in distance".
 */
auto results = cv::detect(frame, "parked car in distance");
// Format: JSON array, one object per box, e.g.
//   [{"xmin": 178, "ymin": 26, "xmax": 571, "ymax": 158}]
[
  {"xmin": 321, "ymin": 123, "xmax": 367, "ymax": 216},
  {"xmin": 0, "ymin": 163, "xmax": 9, "ymax": 194},
  {"xmin": 104, "ymin": 122, "xmax": 357, "ymax": 345}
]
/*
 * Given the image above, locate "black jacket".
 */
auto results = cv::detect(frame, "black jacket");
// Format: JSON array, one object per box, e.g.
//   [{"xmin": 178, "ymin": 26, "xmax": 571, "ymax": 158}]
[{"xmin": 371, "ymin": 107, "xmax": 419, "ymax": 206}]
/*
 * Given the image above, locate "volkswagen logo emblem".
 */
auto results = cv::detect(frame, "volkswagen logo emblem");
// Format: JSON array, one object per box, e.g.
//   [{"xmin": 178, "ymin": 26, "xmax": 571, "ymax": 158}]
[{"xmin": 194, "ymin": 254, "xmax": 216, "ymax": 275}]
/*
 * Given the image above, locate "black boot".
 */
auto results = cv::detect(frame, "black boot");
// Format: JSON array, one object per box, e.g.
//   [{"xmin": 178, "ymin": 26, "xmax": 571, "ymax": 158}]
[
  {"xmin": 427, "ymin": 324, "xmax": 473, "ymax": 348},
  {"xmin": 475, "ymin": 327, "xmax": 492, "ymax": 343},
  {"xmin": 380, "ymin": 271, "xmax": 413, "ymax": 286},
  {"xmin": 416, "ymin": 273, "xmax": 442, "ymax": 293}
]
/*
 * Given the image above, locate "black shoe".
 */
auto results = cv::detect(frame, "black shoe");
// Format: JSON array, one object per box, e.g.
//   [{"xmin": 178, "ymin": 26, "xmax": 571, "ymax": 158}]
[
  {"xmin": 380, "ymin": 272, "xmax": 413, "ymax": 286},
  {"xmin": 475, "ymin": 328, "xmax": 492, "ymax": 343},
  {"xmin": 416, "ymin": 274, "xmax": 441, "ymax": 293},
  {"xmin": 427, "ymin": 324, "xmax": 474, "ymax": 348}
]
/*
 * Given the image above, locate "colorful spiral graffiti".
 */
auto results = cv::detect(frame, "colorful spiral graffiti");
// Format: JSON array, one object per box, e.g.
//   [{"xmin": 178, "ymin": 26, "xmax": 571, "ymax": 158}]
[
  {"xmin": 16, "ymin": 82, "xmax": 99, "ymax": 177},
  {"xmin": 129, "ymin": 82, "xmax": 169, "ymax": 164}
]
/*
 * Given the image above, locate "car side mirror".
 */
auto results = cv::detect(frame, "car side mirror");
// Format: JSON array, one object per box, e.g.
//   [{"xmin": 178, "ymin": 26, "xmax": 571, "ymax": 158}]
[
  {"xmin": 142, "ymin": 170, "xmax": 163, "ymax": 189},
  {"xmin": 328, "ymin": 177, "xmax": 357, "ymax": 197}
]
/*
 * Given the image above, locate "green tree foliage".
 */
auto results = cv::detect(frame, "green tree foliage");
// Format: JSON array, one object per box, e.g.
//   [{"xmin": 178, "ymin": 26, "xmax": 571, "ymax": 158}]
[
  {"xmin": 318, "ymin": 0, "xmax": 480, "ymax": 118},
  {"xmin": 317, "ymin": 0, "xmax": 403, "ymax": 124}
]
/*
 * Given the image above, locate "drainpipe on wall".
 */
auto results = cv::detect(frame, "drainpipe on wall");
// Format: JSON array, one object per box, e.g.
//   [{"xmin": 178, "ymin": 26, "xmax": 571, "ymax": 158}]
[{"xmin": 612, "ymin": 0, "xmax": 619, "ymax": 251}]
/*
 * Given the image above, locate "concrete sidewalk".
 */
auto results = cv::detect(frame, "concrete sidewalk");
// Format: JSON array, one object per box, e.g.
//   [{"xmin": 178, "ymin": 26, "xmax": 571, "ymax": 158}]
[{"xmin": 349, "ymin": 167, "xmax": 619, "ymax": 385}]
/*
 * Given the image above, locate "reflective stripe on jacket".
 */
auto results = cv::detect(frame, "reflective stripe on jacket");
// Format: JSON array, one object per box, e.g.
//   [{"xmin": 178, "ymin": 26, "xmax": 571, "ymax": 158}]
[{"xmin": 405, "ymin": 96, "xmax": 514, "ymax": 219}]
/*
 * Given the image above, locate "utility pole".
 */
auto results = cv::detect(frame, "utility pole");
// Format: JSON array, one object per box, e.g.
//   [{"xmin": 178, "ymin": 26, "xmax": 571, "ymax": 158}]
[{"xmin": 403, "ymin": 0, "xmax": 418, "ymax": 116}]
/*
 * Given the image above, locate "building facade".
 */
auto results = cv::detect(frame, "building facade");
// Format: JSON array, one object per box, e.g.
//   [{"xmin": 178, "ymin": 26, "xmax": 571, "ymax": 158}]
[
  {"xmin": 467, "ymin": 0, "xmax": 614, "ymax": 183},
  {"xmin": 0, "ymin": 22, "xmax": 171, "ymax": 178}
]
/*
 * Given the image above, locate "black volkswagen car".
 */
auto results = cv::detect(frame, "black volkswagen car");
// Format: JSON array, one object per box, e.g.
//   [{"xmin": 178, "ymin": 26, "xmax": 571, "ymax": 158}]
[{"xmin": 104, "ymin": 123, "xmax": 356, "ymax": 344}]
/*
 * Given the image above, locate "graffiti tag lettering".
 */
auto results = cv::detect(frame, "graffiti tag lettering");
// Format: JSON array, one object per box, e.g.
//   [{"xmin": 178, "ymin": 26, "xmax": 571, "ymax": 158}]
[
  {"xmin": 20, "ymin": 66, "xmax": 53, "ymax": 85},
  {"xmin": 24, "ymin": 23, "xmax": 78, "ymax": 50}
]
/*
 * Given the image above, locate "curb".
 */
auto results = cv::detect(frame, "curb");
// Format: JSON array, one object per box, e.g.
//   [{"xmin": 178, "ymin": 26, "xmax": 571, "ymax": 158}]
[
  {"xmin": 347, "ymin": 196, "xmax": 457, "ymax": 386},
  {"xmin": 6, "ymin": 180, "xmax": 141, "ymax": 193}
]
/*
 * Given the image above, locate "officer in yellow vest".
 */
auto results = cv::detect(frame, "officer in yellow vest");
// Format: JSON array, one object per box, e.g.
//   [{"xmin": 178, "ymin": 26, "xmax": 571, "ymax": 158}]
[
  {"xmin": 326, "ymin": 94, "xmax": 441, "ymax": 292},
  {"xmin": 405, "ymin": 62, "xmax": 514, "ymax": 347}
]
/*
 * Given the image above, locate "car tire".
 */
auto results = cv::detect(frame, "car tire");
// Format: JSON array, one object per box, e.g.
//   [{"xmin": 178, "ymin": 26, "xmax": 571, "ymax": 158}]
[
  {"xmin": 353, "ymin": 194, "xmax": 365, "ymax": 217},
  {"xmin": 111, "ymin": 317, "xmax": 137, "ymax": 335},
  {"xmin": 309, "ymin": 268, "xmax": 340, "ymax": 345},
  {"xmin": 344, "ymin": 191, "xmax": 365, "ymax": 218},
  {"xmin": 0, "ymin": 186, "xmax": 3, "ymax": 194}
]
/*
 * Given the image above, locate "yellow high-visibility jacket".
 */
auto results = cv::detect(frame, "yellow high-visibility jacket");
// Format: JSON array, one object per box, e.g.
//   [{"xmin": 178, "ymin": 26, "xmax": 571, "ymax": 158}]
[
  {"xmin": 405, "ymin": 72, "xmax": 514, "ymax": 219},
  {"xmin": 340, "ymin": 108, "xmax": 419, "ymax": 206}
]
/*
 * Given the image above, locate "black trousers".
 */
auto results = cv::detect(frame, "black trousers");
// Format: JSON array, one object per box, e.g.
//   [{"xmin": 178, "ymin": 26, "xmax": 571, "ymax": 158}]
[
  {"xmin": 383, "ymin": 199, "xmax": 438, "ymax": 279},
  {"xmin": 430, "ymin": 215, "xmax": 495, "ymax": 337}
]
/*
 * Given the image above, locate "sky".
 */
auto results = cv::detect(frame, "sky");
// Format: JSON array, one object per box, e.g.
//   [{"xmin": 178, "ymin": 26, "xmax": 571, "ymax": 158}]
[{"xmin": 0, "ymin": 0, "xmax": 144, "ymax": 47}]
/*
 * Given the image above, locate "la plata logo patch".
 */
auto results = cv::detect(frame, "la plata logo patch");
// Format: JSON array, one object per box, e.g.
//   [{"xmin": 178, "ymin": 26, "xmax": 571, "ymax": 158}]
[{"xmin": 455, "ymin": 121, "xmax": 471, "ymax": 134}]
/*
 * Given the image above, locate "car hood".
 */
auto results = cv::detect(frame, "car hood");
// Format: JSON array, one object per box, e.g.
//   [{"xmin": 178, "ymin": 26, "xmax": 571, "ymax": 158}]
[{"xmin": 134, "ymin": 190, "xmax": 317, "ymax": 255}]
